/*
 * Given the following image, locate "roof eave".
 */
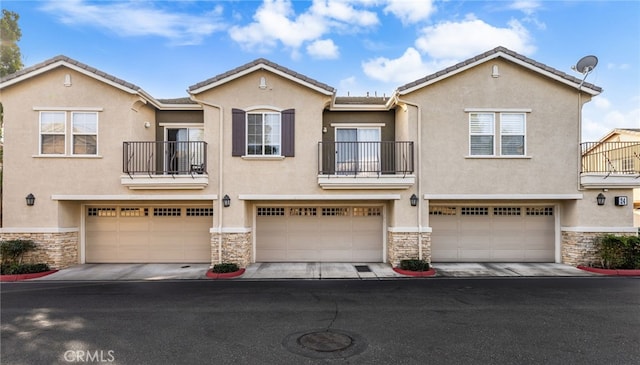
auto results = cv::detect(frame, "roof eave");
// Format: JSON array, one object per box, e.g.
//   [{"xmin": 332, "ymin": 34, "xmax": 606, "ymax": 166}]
[
  {"xmin": 189, "ymin": 63, "xmax": 335, "ymax": 96},
  {"xmin": 398, "ymin": 51, "xmax": 602, "ymax": 96}
]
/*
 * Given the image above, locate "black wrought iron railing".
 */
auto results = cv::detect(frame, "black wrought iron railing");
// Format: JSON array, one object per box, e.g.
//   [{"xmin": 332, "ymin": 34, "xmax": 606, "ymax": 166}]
[
  {"xmin": 123, "ymin": 141, "xmax": 207, "ymax": 176},
  {"xmin": 318, "ymin": 141, "xmax": 414, "ymax": 175},
  {"xmin": 581, "ymin": 141, "xmax": 640, "ymax": 175}
]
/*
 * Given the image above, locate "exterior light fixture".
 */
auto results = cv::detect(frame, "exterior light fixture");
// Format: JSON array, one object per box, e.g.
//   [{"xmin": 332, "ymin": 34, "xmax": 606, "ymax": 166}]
[
  {"xmin": 410, "ymin": 194, "xmax": 418, "ymax": 207},
  {"xmin": 596, "ymin": 193, "xmax": 606, "ymax": 206},
  {"xmin": 26, "ymin": 193, "xmax": 36, "ymax": 206},
  {"xmin": 223, "ymin": 194, "xmax": 231, "ymax": 208}
]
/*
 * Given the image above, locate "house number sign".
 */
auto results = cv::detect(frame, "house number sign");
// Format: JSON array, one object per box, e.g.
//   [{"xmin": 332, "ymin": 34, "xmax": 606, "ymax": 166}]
[{"xmin": 614, "ymin": 196, "xmax": 628, "ymax": 206}]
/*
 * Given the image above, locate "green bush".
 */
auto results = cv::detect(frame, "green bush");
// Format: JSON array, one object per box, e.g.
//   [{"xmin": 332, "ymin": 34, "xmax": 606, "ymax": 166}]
[
  {"xmin": 595, "ymin": 234, "xmax": 640, "ymax": 269},
  {"xmin": 212, "ymin": 262, "xmax": 240, "ymax": 273},
  {"xmin": 1, "ymin": 239, "xmax": 36, "ymax": 266},
  {"xmin": 399, "ymin": 259, "xmax": 430, "ymax": 271},
  {"xmin": 1, "ymin": 263, "xmax": 50, "ymax": 275}
]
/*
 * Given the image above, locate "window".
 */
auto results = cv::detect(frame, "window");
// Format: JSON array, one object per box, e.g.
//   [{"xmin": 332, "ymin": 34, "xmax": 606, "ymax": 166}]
[
  {"xmin": 335, "ymin": 127, "xmax": 381, "ymax": 174},
  {"xmin": 40, "ymin": 111, "xmax": 98, "ymax": 155},
  {"xmin": 500, "ymin": 113, "xmax": 525, "ymax": 155},
  {"xmin": 248, "ymin": 112, "xmax": 281, "ymax": 156},
  {"xmin": 469, "ymin": 112, "xmax": 526, "ymax": 156},
  {"xmin": 469, "ymin": 113, "xmax": 494, "ymax": 156},
  {"xmin": 40, "ymin": 112, "xmax": 66, "ymax": 154},
  {"xmin": 72, "ymin": 113, "xmax": 98, "ymax": 154},
  {"xmin": 232, "ymin": 108, "xmax": 295, "ymax": 157}
]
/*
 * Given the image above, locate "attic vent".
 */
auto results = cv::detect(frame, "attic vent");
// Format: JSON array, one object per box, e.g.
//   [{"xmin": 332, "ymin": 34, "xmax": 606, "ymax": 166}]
[
  {"xmin": 491, "ymin": 65, "xmax": 500, "ymax": 78},
  {"xmin": 64, "ymin": 74, "xmax": 72, "ymax": 86}
]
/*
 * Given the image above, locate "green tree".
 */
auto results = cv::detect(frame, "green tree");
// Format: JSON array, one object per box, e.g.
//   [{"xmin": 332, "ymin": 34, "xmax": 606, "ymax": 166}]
[{"xmin": 1, "ymin": 9, "xmax": 23, "ymax": 77}]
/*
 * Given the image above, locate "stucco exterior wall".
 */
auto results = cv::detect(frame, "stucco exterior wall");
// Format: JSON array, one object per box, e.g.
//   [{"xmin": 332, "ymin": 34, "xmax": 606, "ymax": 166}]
[{"xmin": 402, "ymin": 59, "xmax": 587, "ymax": 196}]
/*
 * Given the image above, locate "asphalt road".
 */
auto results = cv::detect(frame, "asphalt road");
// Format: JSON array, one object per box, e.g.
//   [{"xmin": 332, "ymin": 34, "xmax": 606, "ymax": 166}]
[{"xmin": 1, "ymin": 278, "xmax": 639, "ymax": 365}]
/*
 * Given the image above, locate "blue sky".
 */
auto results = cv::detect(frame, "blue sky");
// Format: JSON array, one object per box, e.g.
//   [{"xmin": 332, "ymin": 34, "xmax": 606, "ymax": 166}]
[{"xmin": 3, "ymin": 0, "xmax": 639, "ymax": 141}]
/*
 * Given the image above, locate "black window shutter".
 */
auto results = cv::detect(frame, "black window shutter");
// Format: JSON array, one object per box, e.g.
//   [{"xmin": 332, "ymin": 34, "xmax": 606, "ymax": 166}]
[
  {"xmin": 232, "ymin": 108, "xmax": 246, "ymax": 156},
  {"xmin": 282, "ymin": 109, "xmax": 295, "ymax": 157}
]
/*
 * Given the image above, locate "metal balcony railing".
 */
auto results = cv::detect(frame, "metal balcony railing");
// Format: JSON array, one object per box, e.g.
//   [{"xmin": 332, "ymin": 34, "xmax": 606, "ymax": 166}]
[
  {"xmin": 318, "ymin": 141, "xmax": 414, "ymax": 175},
  {"xmin": 123, "ymin": 141, "xmax": 207, "ymax": 176},
  {"xmin": 581, "ymin": 141, "xmax": 640, "ymax": 175}
]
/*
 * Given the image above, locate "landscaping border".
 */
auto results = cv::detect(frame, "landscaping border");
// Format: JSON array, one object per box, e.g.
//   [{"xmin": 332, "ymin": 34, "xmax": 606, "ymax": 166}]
[
  {"xmin": 206, "ymin": 268, "xmax": 245, "ymax": 279},
  {"xmin": 392, "ymin": 267, "xmax": 437, "ymax": 277},
  {"xmin": 0, "ymin": 270, "xmax": 59, "ymax": 282},
  {"xmin": 577, "ymin": 266, "xmax": 640, "ymax": 277}
]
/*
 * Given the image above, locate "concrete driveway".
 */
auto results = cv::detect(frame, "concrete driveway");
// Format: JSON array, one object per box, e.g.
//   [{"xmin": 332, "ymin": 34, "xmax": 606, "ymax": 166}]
[{"xmin": 32, "ymin": 262, "xmax": 599, "ymax": 281}]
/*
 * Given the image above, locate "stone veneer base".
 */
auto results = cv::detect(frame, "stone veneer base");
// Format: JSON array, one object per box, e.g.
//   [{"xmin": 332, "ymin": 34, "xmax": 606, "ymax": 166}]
[{"xmin": 0, "ymin": 232, "xmax": 79, "ymax": 269}]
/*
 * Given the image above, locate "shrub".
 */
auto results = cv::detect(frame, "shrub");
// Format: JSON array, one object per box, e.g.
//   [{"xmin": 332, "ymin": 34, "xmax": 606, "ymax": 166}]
[
  {"xmin": 1, "ymin": 263, "xmax": 50, "ymax": 275},
  {"xmin": 399, "ymin": 259, "xmax": 430, "ymax": 271},
  {"xmin": 1, "ymin": 239, "xmax": 36, "ymax": 266},
  {"xmin": 212, "ymin": 262, "xmax": 240, "ymax": 273},
  {"xmin": 595, "ymin": 234, "xmax": 640, "ymax": 270}
]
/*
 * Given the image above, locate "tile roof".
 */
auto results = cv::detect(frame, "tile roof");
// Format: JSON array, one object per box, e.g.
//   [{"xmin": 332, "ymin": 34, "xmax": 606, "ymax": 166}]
[
  {"xmin": 157, "ymin": 97, "xmax": 197, "ymax": 105},
  {"xmin": 0, "ymin": 55, "xmax": 142, "ymax": 91},
  {"xmin": 397, "ymin": 46, "xmax": 603, "ymax": 93},
  {"xmin": 188, "ymin": 58, "xmax": 336, "ymax": 94},
  {"xmin": 334, "ymin": 96, "xmax": 390, "ymax": 105}
]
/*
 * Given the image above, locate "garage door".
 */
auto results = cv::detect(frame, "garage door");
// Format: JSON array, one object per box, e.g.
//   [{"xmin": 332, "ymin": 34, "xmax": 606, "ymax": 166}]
[
  {"xmin": 86, "ymin": 206, "xmax": 212, "ymax": 263},
  {"xmin": 430, "ymin": 205, "xmax": 555, "ymax": 262},
  {"xmin": 256, "ymin": 206, "xmax": 383, "ymax": 262}
]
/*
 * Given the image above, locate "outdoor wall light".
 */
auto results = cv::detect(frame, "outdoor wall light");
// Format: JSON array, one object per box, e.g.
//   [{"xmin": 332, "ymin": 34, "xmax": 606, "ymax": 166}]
[
  {"xmin": 410, "ymin": 194, "xmax": 418, "ymax": 207},
  {"xmin": 223, "ymin": 194, "xmax": 231, "ymax": 208},
  {"xmin": 596, "ymin": 193, "xmax": 606, "ymax": 206},
  {"xmin": 26, "ymin": 193, "xmax": 36, "ymax": 206}
]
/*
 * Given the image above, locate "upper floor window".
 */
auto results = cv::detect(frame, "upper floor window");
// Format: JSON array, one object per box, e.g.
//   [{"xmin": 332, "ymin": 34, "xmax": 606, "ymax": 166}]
[
  {"xmin": 247, "ymin": 112, "xmax": 281, "ymax": 156},
  {"xmin": 232, "ymin": 108, "xmax": 295, "ymax": 157},
  {"xmin": 40, "ymin": 111, "xmax": 98, "ymax": 156},
  {"xmin": 469, "ymin": 112, "xmax": 526, "ymax": 156}
]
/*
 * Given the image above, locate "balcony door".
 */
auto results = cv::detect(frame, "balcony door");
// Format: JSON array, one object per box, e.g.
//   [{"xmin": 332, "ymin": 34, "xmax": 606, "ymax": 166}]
[
  {"xmin": 165, "ymin": 127, "xmax": 204, "ymax": 174},
  {"xmin": 335, "ymin": 127, "xmax": 380, "ymax": 175}
]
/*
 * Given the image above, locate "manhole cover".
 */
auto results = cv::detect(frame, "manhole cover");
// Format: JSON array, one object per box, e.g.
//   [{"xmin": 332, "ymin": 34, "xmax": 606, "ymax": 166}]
[
  {"xmin": 298, "ymin": 331, "xmax": 352, "ymax": 352},
  {"xmin": 283, "ymin": 329, "xmax": 367, "ymax": 359}
]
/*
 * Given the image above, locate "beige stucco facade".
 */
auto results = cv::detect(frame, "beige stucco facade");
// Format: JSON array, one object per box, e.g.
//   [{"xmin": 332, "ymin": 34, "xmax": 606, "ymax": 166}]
[{"xmin": 1, "ymin": 48, "xmax": 637, "ymax": 269}]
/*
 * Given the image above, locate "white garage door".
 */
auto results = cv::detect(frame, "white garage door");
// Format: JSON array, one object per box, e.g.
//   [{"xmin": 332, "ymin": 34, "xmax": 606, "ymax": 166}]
[
  {"xmin": 86, "ymin": 206, "xmax": 212, "ymax": 263},
  {"xmin": 430, "ymin": 205, "xmax": 555, "ymax": 262},
  {"xmin": 256, "ymin": 206, "xmax": 383, "ymax": 262}
]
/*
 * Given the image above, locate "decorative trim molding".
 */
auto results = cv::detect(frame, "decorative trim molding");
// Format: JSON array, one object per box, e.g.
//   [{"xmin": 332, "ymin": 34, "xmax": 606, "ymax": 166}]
[
  {"xmin": 52, "ymin": 194, "xmax": 217, "ymax": 201},
  {"xmin": 388, "ymin": 227, "xmax": 432, "ymax": 233},
  {"xmin": 0, "ymin": 227, "xmax": 79, "ymax": 233},
  {"xmin": 120, "ymin": 175, "xmax": 209, "ymax": 190},
  {"xmin": 239, "ymin": 194, "xmax": 401, "ymax": 200},
  {"xmin": 424, "ymin": 194, "xmax": 583, "ymax": 200},
  {"xmin": 318, "ymin": 175, "xmax": 415, "ymax": 190},
  {"xmin": 210, "ymin": 227, "xmax": 252, "ymax": 234},
  {"xmin": 561, "ymin": 226, "xmax": 638, "ymax": 233}
]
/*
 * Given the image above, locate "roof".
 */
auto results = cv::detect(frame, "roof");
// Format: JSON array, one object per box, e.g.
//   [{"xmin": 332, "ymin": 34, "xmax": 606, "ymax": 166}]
[
  {"xmin": 334, "ymin": 96, "xmax": 390, "ymax": 105},
  {"xmin": 188, "ymin": 58, "xmax": 336, "ymax": 95},
  {"xmin": 157, "ymin": 97, "xmax": 198, "ymax": 105},
  {"xmin": 397, "ymin": 46, "xmax": 603, "ymax": 96},
  {"xmin": 0, "ymin": 55, "xmax": 142, "ymax": 92}
]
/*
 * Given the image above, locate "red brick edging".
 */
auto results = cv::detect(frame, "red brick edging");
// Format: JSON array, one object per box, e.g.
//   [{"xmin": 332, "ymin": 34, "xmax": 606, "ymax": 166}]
[
  {"xmin": 0, "ymin": 270, "xmax": 59, "ymax": 282},
  {"xmin": 206, "ymin": 268, "xmax": 245, "ymax": 279},
  {"xmin": 392, "ymin": 267, "xmax": 437, "ymax": 277},
  {"xmin": 577, "ymin": 266, "xmax": 640, "ymax": 277}
]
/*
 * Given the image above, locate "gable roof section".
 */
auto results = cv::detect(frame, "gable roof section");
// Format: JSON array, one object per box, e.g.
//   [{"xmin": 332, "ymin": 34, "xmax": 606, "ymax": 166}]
[
  {"xmin": 598, "ymin": 128, "xmax": 640, "ymax": 143},
  {"xmin": 397, "ymin": 46, "xmax": 603, "ymax": 96},
  {"xmin": 188, "ymin": 58, "xmax": 336, "ymax": 96},
  {"xmin": 0, "ymin": 55, "xmax": 142, "ymax": 94}
]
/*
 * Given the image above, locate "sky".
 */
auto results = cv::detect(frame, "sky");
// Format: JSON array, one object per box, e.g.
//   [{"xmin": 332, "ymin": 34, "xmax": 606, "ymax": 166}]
[{"xmin": 3, "ymin": 0, "xmax": 639, "ymax": 141}]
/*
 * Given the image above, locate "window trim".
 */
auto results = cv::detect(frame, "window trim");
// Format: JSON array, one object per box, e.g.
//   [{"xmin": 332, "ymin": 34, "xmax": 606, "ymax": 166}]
[
  {"xmin": 38, "ymin": 110, "xmax": 100, "ymax": 157},
  {"xmin": 499, "ymin": 112, "xmax": 526, "ymax": 156},
  {"xmin": 467, "ymin": 111, "xmax": 530, "ymax": 159},
  {"xmin": 246, "ymin": 111, "xmax": 282, "ymax": 156},
  {"xmin": 468, "ymin": 112, "xmax": 495, "ymax": 156}
]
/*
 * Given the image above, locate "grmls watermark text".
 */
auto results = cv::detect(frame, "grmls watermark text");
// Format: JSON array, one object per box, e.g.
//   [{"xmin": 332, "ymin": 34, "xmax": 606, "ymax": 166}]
[{"xmin": 64, "ymin": 350, "xmax": 115, "ymax": 363}]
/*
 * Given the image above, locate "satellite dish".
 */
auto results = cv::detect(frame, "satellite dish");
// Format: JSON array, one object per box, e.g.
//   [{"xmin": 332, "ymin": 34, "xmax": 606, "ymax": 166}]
[{"xmin": 574, "ymin": 55, "xmax": 598, "ymax": 74}]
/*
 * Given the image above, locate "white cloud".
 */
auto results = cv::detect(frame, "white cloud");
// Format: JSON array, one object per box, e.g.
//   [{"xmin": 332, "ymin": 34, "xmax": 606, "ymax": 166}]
[
  {"xmin": 383, "ymin": 0, "xmax": 437, "ymax": 25},
  {"xmin": 307, "ymin": 39, "xmax": 340, "ymax": 59},
  {"xmin": 509, "ymin": 1, "xmax": 542, "ymax": 15},
  {"xmin": 362, "ymin": 47, "xmax": 433, "ymax": 83},
  {"xmin": 607, "ymin": 63, "xmax": 631, "ymax": 70},
  {"xmin": 40, "ymin": 0, "xmax": 225, "ymax": 46},
  {"xmin": 582, "ymin": 102, "xmax": 640, "ymax": 141},
  {"xmin": 229, "ymin": 0, "xmax": 379, "ymax": 57},
  {"xmin": 415, "ymin": 16, "xmax": 536, "ymax": 59},
  {"xmin": 593, "ymin": 96, "xmax": 611, "ymax": 109}
]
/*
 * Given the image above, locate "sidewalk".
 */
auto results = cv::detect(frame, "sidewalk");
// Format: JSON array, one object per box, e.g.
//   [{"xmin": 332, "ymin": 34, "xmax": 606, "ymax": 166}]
[{"xmin": 29, "ymin": 262, "xmax": 599, "ymax": 281}]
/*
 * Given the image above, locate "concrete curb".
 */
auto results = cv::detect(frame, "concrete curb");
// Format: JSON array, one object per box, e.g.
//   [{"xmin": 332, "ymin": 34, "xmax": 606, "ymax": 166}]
[{"xmin": 577, "ymin": 266, "xmax": 640, "ymax": 276}]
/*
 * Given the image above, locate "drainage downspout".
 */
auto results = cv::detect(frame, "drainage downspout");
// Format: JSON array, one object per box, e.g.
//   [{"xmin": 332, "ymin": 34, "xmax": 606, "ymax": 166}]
[
  {"xmin": 190, "ymin": 95, "xmax": 224, "ymax": 264},
  {"xmin": 394, "ymin": 95, "xmax": 423, "ymax": 260}
]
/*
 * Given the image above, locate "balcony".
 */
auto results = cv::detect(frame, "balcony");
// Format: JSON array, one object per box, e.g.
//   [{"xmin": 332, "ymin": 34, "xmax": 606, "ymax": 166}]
[
  {"xmin": 581, "ymin": 141, "xmax": 640, "ymax": 188},
  {"xmin": 121, "ymin": 141, "xmax": 209, "ymax": 190},
  {"xmin": 317, "ymin": 141, "xmax": 415, "ymax": 189}
]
